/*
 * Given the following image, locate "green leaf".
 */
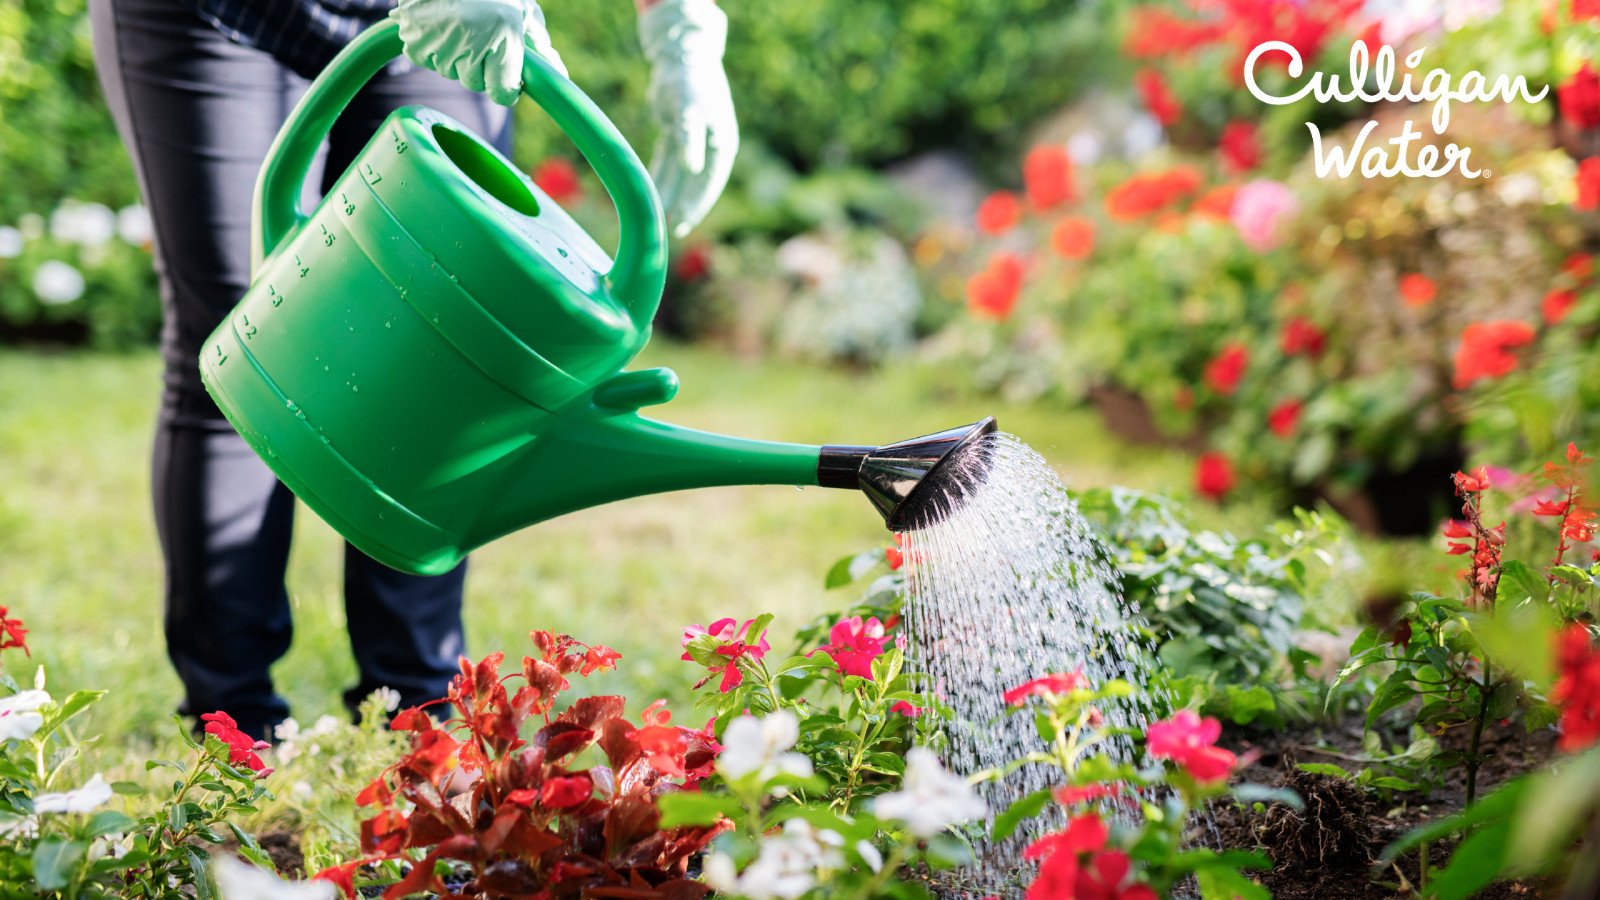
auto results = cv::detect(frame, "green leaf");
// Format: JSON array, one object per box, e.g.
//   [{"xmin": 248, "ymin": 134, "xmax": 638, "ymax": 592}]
[
  {"xmin": 1495, "ymin": 561, "xmax": 1549, "ymax": 604},
  {"xmin": 1429, "ymin": 820, "xmax": 1512, "ymax": 900},
  {"xmin": 1195, "ymin": 864, "xmax": 1269, "ymax": 900},
  {"xmin": 86, "ymin": 810, "xmax": 136, "ymax": 838},
  {"xmin": 38, "ymin": 690, "xmax": 106, "ymax": 738},
  {"xmin": 658, "ymin": 792, "xmax": 741, "ymax": 827},
  {"xmin": 32, "ymin": 837, "xmax": 86, "ymax": 891},
  {"xmin": 923, "ymin": 833, "xmax": 972, "ymax": 870},
  {"xmin": 991, "ymin": 787, "xmax": 1054, "ymax": 843},
  {"xmin": 1231, "ymin": 783, "xmax": 1303, "ymax": 811},
  {"xmin": 1365, "ymin": 672, "xmax": 1418, "ymax": 731},
  {"xmin": 1295, "ymin": 762, "xmax": 1350, "ymax": 778}
]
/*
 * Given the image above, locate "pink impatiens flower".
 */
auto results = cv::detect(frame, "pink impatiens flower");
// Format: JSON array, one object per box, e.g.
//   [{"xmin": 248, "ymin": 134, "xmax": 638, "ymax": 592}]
[
  {"xmin": 815, "ymin": 616, "xmax": 889, "ymax": 678},
  {"xmin": 680, "ymin": 617, "xmax": 770, "ymax": 693},
  {"xmin": 1230, "ymin": 178, "xmax": 1298, "ymax": 252},
  {"xmin": 1002, "ymin": 670, "xmax": 1088, "ymax": 707},
  {"xmin": 1145, "ymin": 710, "xmax": 1237, "ymax": 784}
]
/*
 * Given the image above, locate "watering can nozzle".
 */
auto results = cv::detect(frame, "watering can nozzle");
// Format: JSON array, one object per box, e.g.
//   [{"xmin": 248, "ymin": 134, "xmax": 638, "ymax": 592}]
[{"xmin": 818, "ymin": 417, "xmax": 998, "ymax": 533}]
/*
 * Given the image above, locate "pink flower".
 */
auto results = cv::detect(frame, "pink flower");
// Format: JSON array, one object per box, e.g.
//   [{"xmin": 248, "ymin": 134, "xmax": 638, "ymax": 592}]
[
  {"xmin": 1003, "ymin": 670, "xmax": 1087, "ymax": 706},
  {"xmin": 815, "ymin": 616, "xmax": 888, "ymax": 678},
  {"xmin": 681, "ymin": 618, "xmax": 769, "ymax": 693},
  {"xmin": 1145, "ymin": 710, "xmax": 1237, "ymax": 784},
  {"xmin": 891, "ymin": 700, "xmax": 924, "ymax": 718},
  {"xmin": 1230, "ymin": 179, "xmax": 1298, "ymax": 252}
]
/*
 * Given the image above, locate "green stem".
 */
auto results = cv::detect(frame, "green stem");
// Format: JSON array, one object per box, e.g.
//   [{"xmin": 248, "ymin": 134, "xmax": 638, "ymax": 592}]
[
  {"xmin": 847, "ymin": 842, "xmax": 912, "ymax": 900},
  {"xmin": 1465, "ymin": 666, "xmax": 1495, "ymax": 808}
]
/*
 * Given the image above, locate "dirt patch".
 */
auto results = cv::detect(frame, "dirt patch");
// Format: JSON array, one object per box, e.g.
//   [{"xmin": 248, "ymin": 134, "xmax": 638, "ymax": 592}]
[
  {"xmin": 260, "ymin": 830, "xmax": 305, "ymax": 878},
  {"xmin": 1211, "ymin": 717, "xmax": 1558, "ymax": 899}
]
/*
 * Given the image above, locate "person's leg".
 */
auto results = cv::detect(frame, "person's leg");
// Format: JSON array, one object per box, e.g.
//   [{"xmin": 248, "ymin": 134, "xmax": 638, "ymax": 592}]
[
  {"xmin": 324, "ymin": 64, "xmax": 511, "ymax": 715},
  {"xmin": 90, "ymin": 0, "xmax": 306, "ymax": 738}
]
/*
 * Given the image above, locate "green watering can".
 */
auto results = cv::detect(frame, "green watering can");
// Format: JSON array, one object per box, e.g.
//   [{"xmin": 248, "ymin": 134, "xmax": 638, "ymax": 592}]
[{"xmin": 201, "ymin": 20, "xmax": 995, "ymax": 576}]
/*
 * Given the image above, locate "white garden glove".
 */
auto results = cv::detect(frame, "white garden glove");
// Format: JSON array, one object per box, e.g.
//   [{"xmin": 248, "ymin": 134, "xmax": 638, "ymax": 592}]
[
  {"xmin": 638, "ymin": 0, "xmax": 739, "ymax": 238},
  {"xmin": 392, "ymin": 0, "xmax": 567, "ymax": 107}
]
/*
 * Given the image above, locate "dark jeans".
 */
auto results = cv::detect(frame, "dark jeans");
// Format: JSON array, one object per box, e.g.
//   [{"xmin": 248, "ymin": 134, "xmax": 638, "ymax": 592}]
[{"xmin": 90, "ymin": 0, "xmax": 511, "ymax": 738}]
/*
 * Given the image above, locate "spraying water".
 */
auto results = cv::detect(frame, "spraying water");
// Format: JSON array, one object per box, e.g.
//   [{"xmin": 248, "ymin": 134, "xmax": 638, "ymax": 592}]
[{"xmin": 898, "ymin": 432, "xmax": 1158, "ymax": 895}]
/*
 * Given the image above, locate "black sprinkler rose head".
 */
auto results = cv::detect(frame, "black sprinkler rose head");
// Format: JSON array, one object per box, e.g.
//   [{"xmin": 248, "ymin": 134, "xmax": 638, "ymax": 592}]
[{"xmin": 816, "ymin": 417, "xmax": 999, "ymax": 532}]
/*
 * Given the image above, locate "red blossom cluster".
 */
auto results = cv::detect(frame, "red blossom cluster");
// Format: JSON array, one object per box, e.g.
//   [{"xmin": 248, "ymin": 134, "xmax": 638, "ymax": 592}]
[
  {"xmin": 977, "ymin": 190, "xmax": 1024, "ymax": 235},
  {"xmin": 1552, "ymin": 624, "xmax": 1600, "ymax": 752},
  {"xmin": 1577, "ymin": 157, "xmax": 1600, "ymax": 212},
  {"xmin": 1203, "ymin": 343, "xmax": 1249, "ymax": 395},
  {"xmin": 1544, "ymin": 253, "xmax": 1595, "ymax": 325},
  {"xmin": 200, "ymin": 711, "xmax": 272, "ymax": 776},
  {"xmin": 1145, "ymin": 710, "xmax": 1238, "ymax": 784},
  {"xmin": 1024, "ymin": 145, "xmax": 1077, "ymax": 210},
  {"xmin": 1050, "ymin": 217, "xmax": 1096, "ymax": 261},
  {"xmin": 1533, "ymin": 443, "xmax": 1596, "ymax": 565},
  {"xmin": 1218, "ymin": 120, "xmax": 1262, "ymax": 174},
  {"xmin": 1266, "ymin": 399, "xmax": 1303, "ymax": 438},
  {"xmin": 1279, "ymin": 315, "xmax": 1327, "ymax": 358},
  {"xmin": 1104, "ymin": 167, "xmax": 1204, "ymax": 221},
  {"xmin": 680, "ymin": 618, "xmax": 770, "ymax": 692},
  {"xmin": 1194, "ymin": 452, "xmax": 1235, "ymax": 501},
  {"xmin": 1027, "ymin": 814, "xmax": 1154, "ymax": 900},
  {"xmin": 966, "ymin": 251, "xmax": 1028, "ymax": 320},
  {"xmin": 0, "ymin": 607, "xmax": 27, "ymax": 657},
  {"xmin": 1135, "ymin": 70, "xmax": 1182, "ymax": 127},
  {"xmin": 1399, "ymin": 272, "xmax": 1436, "ymax": 308},
  {"xmin": 1452, "ymin": 320, "xmax": 1537, "ymax": 389},
  {"xmin": 1559, "ymin": 62, "xmax": 1600, "ymax": 130},
  {"xmin": 319, "ymin": 634, "xmax": 723, "ymax": 899},
  {"xmin": 1444, "ymin": 468, "xmax": 1506, "ymax": 605},
  {"xmin": 814, "ymin": 615, "xmax": 888, "ymax": 678},
  {"xmin": 1003, "ymin": 670, "xmax": 1088, "ymax": 707}
]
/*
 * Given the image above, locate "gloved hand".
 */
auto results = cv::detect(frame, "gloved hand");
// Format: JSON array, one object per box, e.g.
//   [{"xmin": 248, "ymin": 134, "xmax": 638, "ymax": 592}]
[
  {"xmin": 392, "ymin": 0, "xmax": 567, "ymax": 107},
  {"xmin": 638, "ymin": 0, "xmax": 738, "ymax": 238}
]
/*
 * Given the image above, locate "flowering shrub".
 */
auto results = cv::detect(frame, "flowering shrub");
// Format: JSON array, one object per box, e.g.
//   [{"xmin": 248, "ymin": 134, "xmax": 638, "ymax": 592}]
[
  {"xmin": 986, "ymin": 672, "xmax": 1279, "ymax": 898},
  {"xmin": 0, "ymin": 607, "xmax": 280, "ymax": 897},
  {"xmin": 0, "ymin": 201, "xmax": 159, "ymax": 348}
]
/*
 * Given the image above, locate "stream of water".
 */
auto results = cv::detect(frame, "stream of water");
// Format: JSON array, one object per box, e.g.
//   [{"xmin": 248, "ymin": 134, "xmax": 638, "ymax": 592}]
[{"xmin": 898, "ymin": 432, "xmax": 1158, "ymax": 896}]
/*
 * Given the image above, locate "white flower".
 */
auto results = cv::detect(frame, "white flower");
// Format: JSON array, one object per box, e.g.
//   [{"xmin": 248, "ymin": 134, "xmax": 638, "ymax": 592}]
[
  {"xmin": 716, "ymin": 711, "xmax": 813, "ymax": 782},
  {"xmin": 725, "ymin": 820, "xmax": 842, "ymax": 900},
  {"xmin": 34, "ymin": 774, "xmax": 112, "ymax": 815},
  {"xmin": 373, "ymin": 687, "xmax": 401, "ymax": 712},
  {"xmin": 0, "ymin": 226, "xmax": 22, "ymax": 259},
  {"xmin": 0, "ymin": 816, "xmax": 36, "ymax": 839},
  {"xmin": 309, "ymin": 715, "xmax": 341, "ymax": 736},
  {"xmin": 32, "ymin": 261, "xmax": 85, "ymax": 305},
  {"xmin": 50, "ymin": 202, "xmax": 116, "ymax": 248},
  {"xmin": 291, "ymin": 781, "xmax": 314, "ymax": 802},
  {"xmin": 856, "ymin": 839, "xmax": 883, "ymax": 874},
  {"xmin": 0, "ymin": 690, "xmax": 52, "ymax": 743},
  {"xmin": 1067, "ymin": 131, "xmax": 1102, "ymax": 167},
  {"xmin": 273, "ymin": 718, "xmax": 301, "ymax": 742},
  {"xmin": 702, "ymin": 851, "xmax": 740, "ymax": 893},
  {"xmin": 117, "ymin": 205, "xmax": 152, "ymax": 246},
  {"xmin": 872, "ymin": 747, "xmax": 986, "ymax": 838},
  {"xmin": 1121, "ymin": 113, "xmax": 1165, "ymax": 158},
  {"xmin": 213, "ymin": 855, "xmax": 336, "ymax": 900}
]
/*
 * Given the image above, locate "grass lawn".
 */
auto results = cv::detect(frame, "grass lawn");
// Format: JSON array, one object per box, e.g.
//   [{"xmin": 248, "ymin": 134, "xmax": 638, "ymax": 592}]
[{"xmin": 0, "ymin": 342, "xmax": 1388, "ymax": 752}]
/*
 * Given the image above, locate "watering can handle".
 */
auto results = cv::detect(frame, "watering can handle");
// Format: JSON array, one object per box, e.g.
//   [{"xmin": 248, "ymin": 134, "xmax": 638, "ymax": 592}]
[{"xmin": 251, "ymin": 19, "xmax": 667, "ymax": 329}]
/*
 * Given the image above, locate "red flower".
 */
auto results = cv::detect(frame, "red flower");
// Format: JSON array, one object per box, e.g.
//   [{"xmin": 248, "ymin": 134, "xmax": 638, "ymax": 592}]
[
  {"xmin": 1191, "ymin": 184, "xmax": 1239, "ymax": 221},
  {"xmin": 1544, "ymin": 289, "xmax": 1579, "ymax": 325},
  {"xmin": 976, "ymin": 191, "xmax": 1023, "ymax": 235},
  {"xmin": 200, "ymin": 711, "xmax": 271, "ymax": 774},
  {"xmin": 816, "ymin": 616, "xmax": 888, "ymax": 679},
  {"xmin": 1577, "ymin": 157, "xmax": 1600, "ymax": 211},
  {"xmin": 1136, "ymin": 69, "xmax": 1181, "ymax": 127},
  {"xmin": 1576, "ymin": 0, "xmax": 1600, "ymax": 20},
  {"xmin": 1003, "ymin": 670, "xmax": 1087, "ymax": 706},
  {"xmin": 532, "ymin": 158, "xmax": 582, "ymax": 204},
  {"xmin": 1024, "ymin": 145, "xmax": 1076, "ymax": 210},
  {"xmin": 1452, "ymin": 320, "xmax": 1537, "ymax": 388},
  {"xmin": 1054, "ymin": 783, "xmax": 1121, "ymax": 807},
  {"xmin": 1204, "ymin": 343, "xmax": 1249, "ymax": 395},
  {"xmin": 0, "ymin": 608, "xmax": 27, "ymax": 656},
  {"xmin": 1560, "ymin": 63, "xmax": 1600, "ymax": 129},
  {"xmin": 1219, "ymin": 120, "xmax": 1262, "ymax": 174},
  {"xmin": 540, "ymin": 772, "xmax": 594, "ymax": 809},
  {"xmin": 1280, "ymin": 316, "xmax": 1326, "ymax": 357},
  {"xmin": 674, "ymin": 245, "xmax": 713, "ymax": 282},
  {"xmin": 1123, "ymin": 7, "xmax": 1224, "ymax": 56},
  {"xmin": 314, "ymin": 859, "xmax": 368, "ymax": 899},
  {"xmin": 1025, "ymin": 814, "xmax": 1112, "ymax": 900},
  {"xmin": 1077, "ymin": 850, "xmax": 1157, "ymax": 900},
  {"xmin": 1267, "ymin": 399, "xmax": 1303, "ymax": 438},
  {"xmin": 1552, "ymin": 624, "xmax": 1600, "ymax": 752},
  {"xmin": 1563, "ymin": 252, "xmax": 1595, "ymax": 284},
  {"xmin": 1399, "ymin": 273, "xmax": 1436, "ymax": 308},
  {"xmin": 1145, "ymin": 710, "xmax": 1237, "ymax": 784},
  {"xmin": 891, "ymin": 700, "xmax": 924, "ymax": 718},
  {"xmin": 966, "ymin": 252, "xmax": 1027, "ymax": 320},
  {"xmin": 1050, "ymin": 217, "xmax": 1096, "ymax": 260},
  {"xmin": 1105, "ymin": 167, "xmax": 1203, "ymax": 220},
  {"xmin": 1194, "ymin": 453, "xmax": 1235, "ymax": 501}
]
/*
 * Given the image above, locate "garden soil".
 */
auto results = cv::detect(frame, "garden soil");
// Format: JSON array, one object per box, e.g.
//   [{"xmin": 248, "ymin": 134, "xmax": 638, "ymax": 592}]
[{"xmin": 1215, "ymin": 715, "xmax": 1559, "ymax": 899}]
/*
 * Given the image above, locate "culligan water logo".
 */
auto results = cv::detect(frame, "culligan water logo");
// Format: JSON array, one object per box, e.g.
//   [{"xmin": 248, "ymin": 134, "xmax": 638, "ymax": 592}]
[{"xmin": 1244, "ymin": 41, "xmax": 1548, "ymax": 179}]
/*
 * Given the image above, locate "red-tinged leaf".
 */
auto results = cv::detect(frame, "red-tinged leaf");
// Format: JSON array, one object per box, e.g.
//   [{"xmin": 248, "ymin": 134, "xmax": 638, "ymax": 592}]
[
  {"xmin": 476, "ymin": 859, "xmax": 545, "ymax": 894},
  {"xmin": 502, "ymin": 816, "xmax": 564, "ymax": 858},
  {"xmin": 524, "ymin": 657, "xmax": 568, "ymax": 705},
  {"xmin": 479, "ymin": 806, "xmax": 524, "ymax": 856},
  {"xmin": 360, "ymin": 809, "xmax": 409, "ymax": 855},
  {"xmin": 591, "ymin": 765, "xmax": 617, "ymax": 801},
  {"xmin": 660, "ymin": 821, "xmax": 733, "ymax": 869},
  {"xmin": 536, "ymin": 722, "xmax": 597, "ymax": 761},
  {"xmin": 404, "ymin": 808, "xmax": 457, "ymax": 849},
  {"xmin": 391, "ymin": 707, "xmax": 434, "ymax": 733},
  {"xmin": 603, "ymin": 794, "xmax": 663, "ymax": 860},
  {"xmin": 382, "ymin": 849, "xmax": 444, "ymax": 899},
  {"xmin": 355, "ymin": 776, "xmax": 393, "ymax": 808},
  {"xmin": 599, "ymin": 718, "xmax": 641, "ymax": 772},
  {"xmin": 560, "ymin": 695, "xmax": 627, "ymax": 730}
]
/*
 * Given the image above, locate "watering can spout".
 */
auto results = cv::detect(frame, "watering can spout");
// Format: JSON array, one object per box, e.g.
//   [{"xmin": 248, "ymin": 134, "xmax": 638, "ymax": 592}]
[{"xmin": 818, "ymin": 417, "xmax": 998, "ymax": 532}]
